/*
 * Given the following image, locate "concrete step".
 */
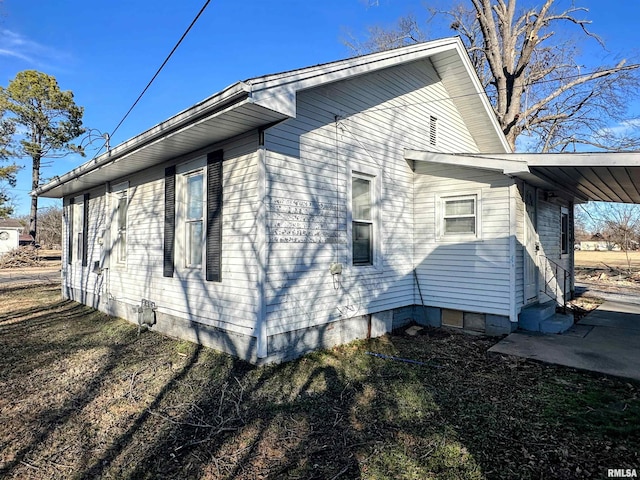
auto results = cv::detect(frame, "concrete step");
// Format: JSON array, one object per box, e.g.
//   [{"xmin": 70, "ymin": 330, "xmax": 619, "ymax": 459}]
[
  {"xmin": 539, "ymin": 312, "xmax": 574, "ymax": 334},
  {"xmin": 519, "ymin": 301, "xmax": 557, "ymax": 332}
]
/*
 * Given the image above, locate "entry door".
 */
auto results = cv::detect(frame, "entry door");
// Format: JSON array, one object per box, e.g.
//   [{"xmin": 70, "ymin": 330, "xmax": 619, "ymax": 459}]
[{"xmin": 524, "ymin": 184, "xmax": 538, "ymax": 304}]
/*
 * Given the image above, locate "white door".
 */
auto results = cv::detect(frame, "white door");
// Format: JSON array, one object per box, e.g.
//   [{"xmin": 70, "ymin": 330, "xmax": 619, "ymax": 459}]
[{"xmin": 524, "ymin": 184, "xmax": 538, "ymax": 304}]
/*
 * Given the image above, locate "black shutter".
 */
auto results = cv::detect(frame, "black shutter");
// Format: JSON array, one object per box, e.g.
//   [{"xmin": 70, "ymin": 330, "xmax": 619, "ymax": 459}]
[
  {"xmin": 163, "ymin": 166, "xmax": 176, "ymax": 277},
  {"xmin": 67, "ymin": 197, "xmax": 74, "ymax": 265},
  {"xmin": 82, "ymin": 193, "xmax": 90, "ymax": 267},
  {"xmin": 206, "ymin": 150, "xmax": 223, "ymax": 282}
]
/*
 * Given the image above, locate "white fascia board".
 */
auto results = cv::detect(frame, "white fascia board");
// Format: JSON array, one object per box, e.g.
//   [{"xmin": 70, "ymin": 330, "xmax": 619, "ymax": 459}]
[
  {"xmin": 247, "ymin": 38, "xmax": 464, "ymax": 118},
  {"xmin": 450, "ymin": 44, "xmax": 511, "ymax": 154},
  {"xmin": 405, "ymin": 150, "xmax": 529, "ymax": 175},
  {"xmin": 498, "ymin": 151, "xmax": 640, "ymax": 167}
]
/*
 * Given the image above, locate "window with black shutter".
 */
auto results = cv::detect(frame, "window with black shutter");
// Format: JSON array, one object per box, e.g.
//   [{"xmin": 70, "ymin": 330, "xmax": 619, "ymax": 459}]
[
  {"xmin": 206, "ymin": 150, "xmax": 223, "ymax": 282},
  {"xmin": 82, "ymin": 193, "xmax": 89, "ymax": 267},
  {"xmin": 163, "ymin": 166, "xmax": 176, "ymax": 277},
  {"xmin": 67, "ymin": 197, "xmax": 74, "ymax": 265}
]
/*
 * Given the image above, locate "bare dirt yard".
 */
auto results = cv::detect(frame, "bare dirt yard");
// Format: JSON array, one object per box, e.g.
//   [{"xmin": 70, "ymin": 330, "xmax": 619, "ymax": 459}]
[
  {"xmin": 575, "ymin": 250, "xmax": 640, "ymax": 301},
  {"xmin": 0, "ymin": 281, "xmax": 639, "ymax": 479},
  {"xmin": 0, "ymin": 249, "xmax": 61, "ymax": 286}
]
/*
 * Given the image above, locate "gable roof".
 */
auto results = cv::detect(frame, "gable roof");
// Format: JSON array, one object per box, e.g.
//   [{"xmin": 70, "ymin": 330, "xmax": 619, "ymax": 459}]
[
  {"xmin": 0, "ymin": 219, "xmax": 23, "ymax": 229},
  {"xmin": 37, "ymin": 37, "xmax": 509, "ymax": 199}
]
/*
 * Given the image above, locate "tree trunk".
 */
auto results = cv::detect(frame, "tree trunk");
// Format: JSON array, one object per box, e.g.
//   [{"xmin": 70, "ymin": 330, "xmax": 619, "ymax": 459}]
[{"xmin": 29, "ymin": 154, "xmax": 40, "ymax": 240}]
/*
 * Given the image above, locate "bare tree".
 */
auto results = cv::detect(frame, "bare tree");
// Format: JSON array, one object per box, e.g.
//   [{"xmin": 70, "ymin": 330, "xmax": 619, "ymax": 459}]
[
  {"xmin": 573, "ymin": 205, "xmax": 591, "ymax": 242},
  {"xmin": 34, "ymin": 206, "xmax": 63, "ymax": 248},
  {"xmin": 580, "ymin": 202, "xmax": 640, "ymax": 270},
  {"xmin": 16, "ymin": 205, "xmax": 62, "ymax": 248},
  {"xmin": 345, "ymin": 0, "xmax": 640, "ymax": 152}
]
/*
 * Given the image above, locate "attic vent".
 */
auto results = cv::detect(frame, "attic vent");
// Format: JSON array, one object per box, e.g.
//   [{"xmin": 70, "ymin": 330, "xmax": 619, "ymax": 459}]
[{"xmin": 429, "ymin": 116, "xmax": 437, "ymax": 146}]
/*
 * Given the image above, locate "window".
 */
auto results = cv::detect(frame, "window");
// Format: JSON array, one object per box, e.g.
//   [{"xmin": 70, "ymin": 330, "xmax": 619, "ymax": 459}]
[
  {"xmin": 443, "ymin": 196, "xmax": 476, "ymax": 235},
  {"xmin": 561, "ymin": 207, "xmax": 569, "ymax": 255},
  {"xmin": 163, "ymin": 150, "xmax": 223, "ymax": 281},
  {"xmin": 437, "ymin": 193, "xmax": 481, "ymax": 241},
  {"xmin": 352, "ymin": 174, "xmax": 373, "ymax": 266},
  {"xmin": 112, "ymin": 182, "xmax": 128, "ymax": 265},
  {"xmin": 185, "ymin": 171, "xmax": 204, "ymax": 268},
  {"xmin": 67, "ymin": 194, "xmax": 89, "ymax": 266},
  {"xmin": 73, "ymin": 195, "xmax": 85, "ymax": 263}
]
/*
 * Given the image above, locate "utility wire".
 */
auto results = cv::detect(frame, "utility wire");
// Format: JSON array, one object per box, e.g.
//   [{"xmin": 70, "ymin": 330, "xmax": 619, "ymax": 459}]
[{"xmin": 97, "ymin": 0, "xmax": 212, "ymax": 158}]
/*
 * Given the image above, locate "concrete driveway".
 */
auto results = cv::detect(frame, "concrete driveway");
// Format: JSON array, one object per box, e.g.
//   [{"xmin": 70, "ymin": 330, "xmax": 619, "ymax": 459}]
[{"xmin": 489, "ymin": 300, "xmax": 640, "ymax": 381}]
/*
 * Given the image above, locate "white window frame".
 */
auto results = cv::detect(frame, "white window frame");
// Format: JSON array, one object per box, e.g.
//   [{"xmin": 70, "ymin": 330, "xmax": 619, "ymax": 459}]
[
  {"xmin": 437, "ymin": 192, "xmax": 482, "ymax": 242},
  {"xmin": 111, "ymin": 181, "xmax": 129, "ymax": 267},
  {"xmin": 176, "ymin": 157, "xmax": 207, "ymax": 272},
  {"xmin": 72, "ymin": 195, "xmax": 84, "ymax": 264},
  {"xmin": 561, "ymin": 206, "xmax": 570, "ymax": 257},
  {"xmin": 348, "ymin": 166, "xmax": 381, "ymax": 270}
]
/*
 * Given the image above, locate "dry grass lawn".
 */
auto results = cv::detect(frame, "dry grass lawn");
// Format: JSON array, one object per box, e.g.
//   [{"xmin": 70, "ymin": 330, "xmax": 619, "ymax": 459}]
[
  {"xmin": 1, "ymin": 282, "xmax": 639, "ymax": 479},
  {"xmin": 575, "ymin": 250, "xmax": 640, "ymax": 269}
]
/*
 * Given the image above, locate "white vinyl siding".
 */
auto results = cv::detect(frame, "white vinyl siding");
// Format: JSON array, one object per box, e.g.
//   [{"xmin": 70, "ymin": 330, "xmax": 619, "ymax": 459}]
[
  {"xmin": 414, "ymin": 162, "xmax": 514, "ymax": 317},
  {"xmin": 63, "ymin": 131, "xmax": 261, "ymax": 337},
  {"xmin": 263, "ymin": 59, "xmax": 481, "ymax": 335},
  {"xmin": 514, "ymin": 180, "xmax": 525, "ymax": 309},
  {"xmin": 63, "ymin": 189, "xmax": 107, "ymax": 301},
  {"xmin": 537, "ymin": 192, "xmax": 572, "ymax": 303}
]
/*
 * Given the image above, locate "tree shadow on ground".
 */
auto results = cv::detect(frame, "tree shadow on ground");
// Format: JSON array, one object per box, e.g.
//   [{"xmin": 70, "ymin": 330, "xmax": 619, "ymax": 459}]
[{"xmin": 1, "ymin": 285, "xmax": 640, "ymax": 479}]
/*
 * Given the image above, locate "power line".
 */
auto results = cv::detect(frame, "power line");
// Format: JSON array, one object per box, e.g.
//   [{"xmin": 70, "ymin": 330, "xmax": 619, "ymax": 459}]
[{"xmin": 96, "ymin": 0, "xmax": 212, "ymax": 158}]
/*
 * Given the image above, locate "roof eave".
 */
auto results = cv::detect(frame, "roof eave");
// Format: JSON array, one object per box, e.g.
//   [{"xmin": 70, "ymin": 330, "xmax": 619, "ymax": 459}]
[{"xmin": 36, "ymin": 81, "xmax": 252, "ymax": 197}]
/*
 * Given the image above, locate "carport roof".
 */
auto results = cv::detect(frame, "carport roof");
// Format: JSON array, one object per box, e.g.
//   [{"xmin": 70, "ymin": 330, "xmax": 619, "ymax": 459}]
[{"xmin": 405, "ymin": 150, "xmax": 640, "ymax": 204}]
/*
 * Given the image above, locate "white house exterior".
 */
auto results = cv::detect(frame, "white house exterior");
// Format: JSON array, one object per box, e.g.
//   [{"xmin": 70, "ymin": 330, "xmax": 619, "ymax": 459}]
[
  {"xmin": 0, "ymin": 219, "xmax": 22, "ymax": 256},
  {"xmin": 36, "ymin": 37, "xmax": 640, "ymax": 363}
]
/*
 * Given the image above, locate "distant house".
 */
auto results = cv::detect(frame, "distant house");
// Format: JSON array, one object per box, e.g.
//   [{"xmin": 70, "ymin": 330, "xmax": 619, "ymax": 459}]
[
  {"xmin": 580, "ymin": 233, "xmax": 619, "ymax": 251},
  {"xmin": 19, "ymin": 234, "xmax": 36, "ymax": 246},
  {"xmin": 0, "ymin": 219, "xmax": 24, "ymax": 256},
  {"xmin": 36, "ymin": 37, "xmax": 640, "ymax": 363}
]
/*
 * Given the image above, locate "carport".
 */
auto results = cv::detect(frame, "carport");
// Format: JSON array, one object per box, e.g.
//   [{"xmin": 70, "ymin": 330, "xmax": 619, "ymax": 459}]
[
  {"xmin": 405, "ymin": 151, "xmax": 640, "ymax": 203},
  {"xmin": 406, "ymin": 150, "xmax": 640, "ymax": 379}
]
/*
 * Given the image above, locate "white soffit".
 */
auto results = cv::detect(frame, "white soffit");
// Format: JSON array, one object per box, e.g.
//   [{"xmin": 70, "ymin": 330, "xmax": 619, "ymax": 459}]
[
  {"xmin": 408, "ymin": 151, "xmax": 640, "ymax": 204},
  {"xmin": 38, "ymin": 100, "xmax": 287, "ymax": 198},
  {"xmin": 405, "ymin": 150, "xmax": 528, "ymax": 175}
]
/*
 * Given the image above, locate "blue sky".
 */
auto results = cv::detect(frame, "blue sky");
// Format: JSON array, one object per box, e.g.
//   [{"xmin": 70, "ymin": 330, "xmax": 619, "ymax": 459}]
[{"xmin": 1, "ymin": 0, "xmax": 639, "ymax": 215}]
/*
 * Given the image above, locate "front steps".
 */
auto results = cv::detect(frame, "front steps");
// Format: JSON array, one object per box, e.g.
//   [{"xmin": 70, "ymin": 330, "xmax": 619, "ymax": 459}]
[{"xmin": 519, "ymin": 301, "xmax": 574, "ymax": 334}]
